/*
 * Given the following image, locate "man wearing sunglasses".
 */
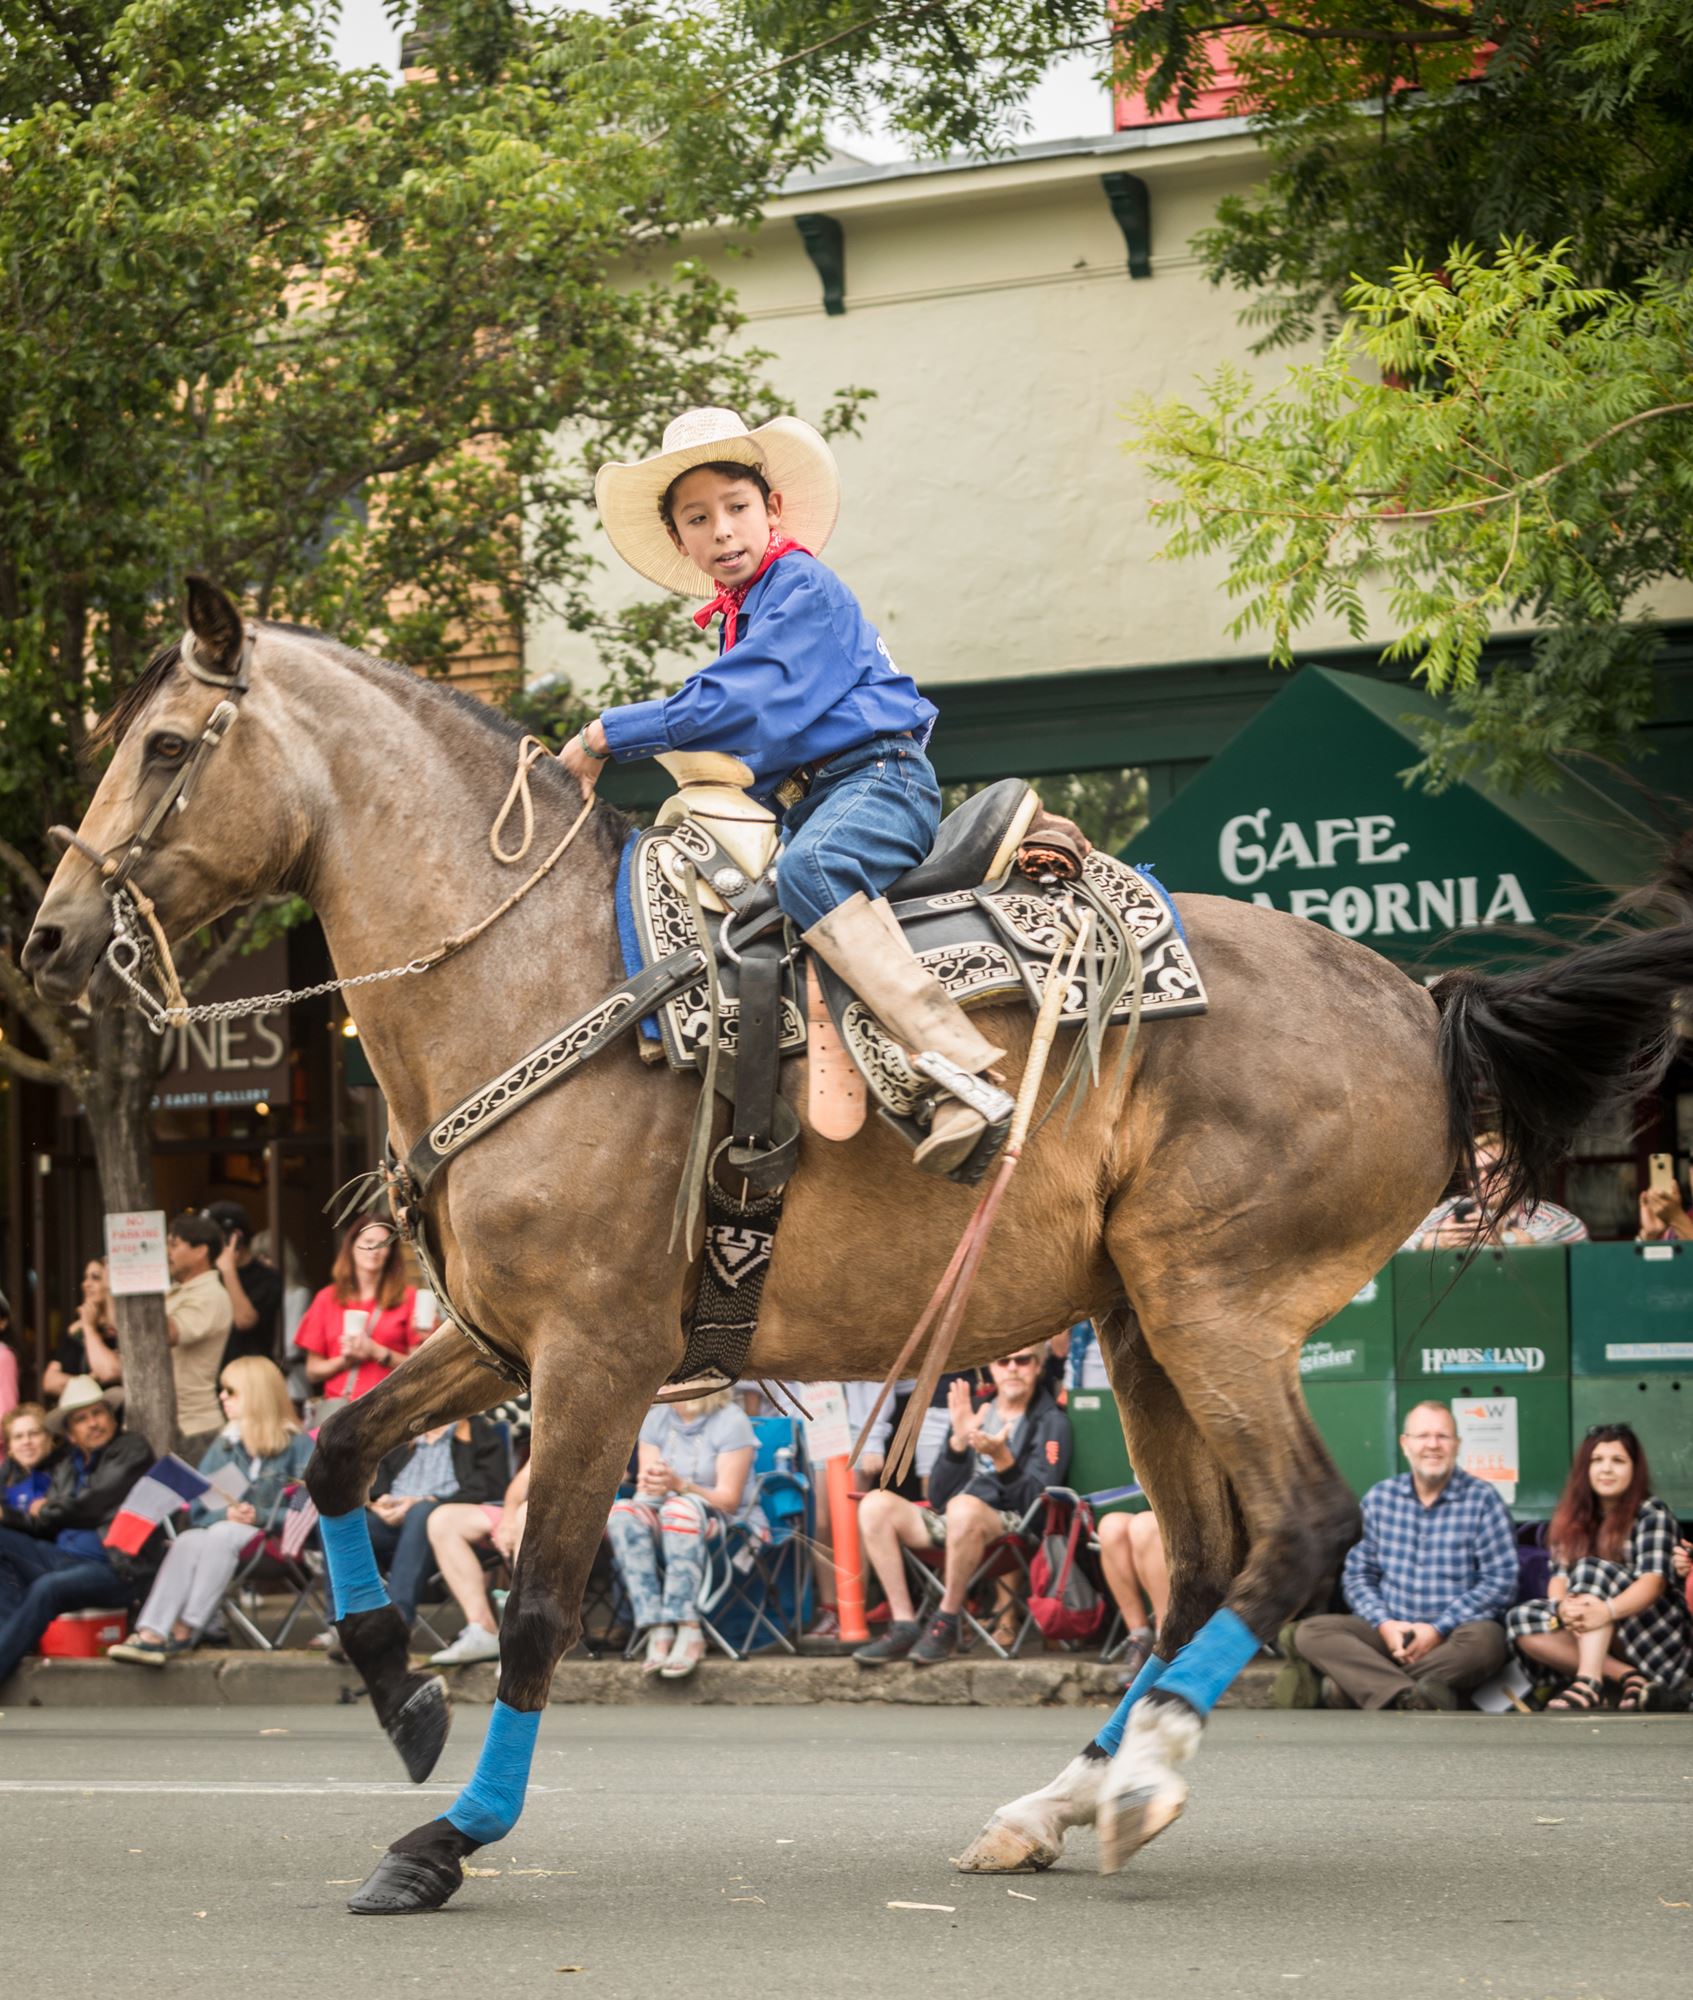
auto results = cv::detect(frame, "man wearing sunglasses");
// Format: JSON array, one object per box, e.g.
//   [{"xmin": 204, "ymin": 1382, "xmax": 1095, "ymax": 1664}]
[{"xmin": 855, "ymin": 1342, "xmax": 1071, "ymax": 1667}]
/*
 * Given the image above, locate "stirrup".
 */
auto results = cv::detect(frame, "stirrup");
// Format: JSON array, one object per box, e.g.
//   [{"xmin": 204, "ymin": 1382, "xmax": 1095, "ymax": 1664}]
[{"xmin": 909, "ymin": 1053, "xmax": 1014, "ymax": 1186}]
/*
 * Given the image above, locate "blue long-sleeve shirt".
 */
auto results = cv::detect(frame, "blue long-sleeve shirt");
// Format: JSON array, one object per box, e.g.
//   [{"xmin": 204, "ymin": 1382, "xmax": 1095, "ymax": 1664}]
[
  {"xmin": 1342, "ymin": 1468, "xmax": 1518, "ymax": 1635},
  {"xmin": 598, "ymin": 554, "xmax": 937, "ymax": 803}
]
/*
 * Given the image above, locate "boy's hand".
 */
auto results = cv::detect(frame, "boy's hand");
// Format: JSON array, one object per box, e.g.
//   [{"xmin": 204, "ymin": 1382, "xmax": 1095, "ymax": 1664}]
[{"xmin": 557, "ymin": 719, "xmax": 609, "ymax": 802}]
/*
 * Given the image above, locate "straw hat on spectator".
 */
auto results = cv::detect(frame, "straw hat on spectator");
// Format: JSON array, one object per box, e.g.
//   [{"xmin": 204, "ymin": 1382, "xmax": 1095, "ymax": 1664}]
[
  {"xmin": 595, "ymin": 407, "xmax": 840, "ymax": 599},
  {"xmin": 46, "ymin": 1375, "xmax": 124, "ymax": 1434}
]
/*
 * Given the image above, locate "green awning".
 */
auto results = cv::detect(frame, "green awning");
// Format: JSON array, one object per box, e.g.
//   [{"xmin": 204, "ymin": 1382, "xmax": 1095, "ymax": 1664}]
[{"xmin": 1130, "ymin": 667, "xmax": 1657, "ymax": 966}]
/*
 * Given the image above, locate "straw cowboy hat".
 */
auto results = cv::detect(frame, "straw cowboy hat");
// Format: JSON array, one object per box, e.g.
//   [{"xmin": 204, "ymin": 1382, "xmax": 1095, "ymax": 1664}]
[
  {"xmin": 46, "ymin": 1375, "xmax": 125, "ymax": 1434},
  {"xmin": 595, "ymin": 407, "xmax": 840, "ymax": 599}
]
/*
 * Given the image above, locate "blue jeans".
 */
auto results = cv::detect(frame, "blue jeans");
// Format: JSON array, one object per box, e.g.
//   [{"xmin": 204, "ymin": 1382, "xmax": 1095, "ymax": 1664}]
[
  {"xmin": 367, "ymin": 1501, "xmax": 442, "ymax": 1626},
  {"xmin": 776, "ymin": 735, "xmax": 941, "ymax": 932},
  {"xmin": 0, "ymin": 1526, "xmax": 134, "ymax": 1684}
]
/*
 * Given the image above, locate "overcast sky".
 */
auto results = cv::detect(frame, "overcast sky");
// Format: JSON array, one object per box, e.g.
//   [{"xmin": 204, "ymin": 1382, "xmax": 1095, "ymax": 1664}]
[{"xmin": 327, "ymin": 2, "xmax": 1115, "ymax": 162}]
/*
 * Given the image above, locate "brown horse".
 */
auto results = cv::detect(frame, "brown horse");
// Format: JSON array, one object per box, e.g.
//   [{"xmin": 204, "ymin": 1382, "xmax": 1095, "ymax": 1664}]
[{"xmin": 23, "ymin": 580, "xmax": 1693, "ymax": 1912}]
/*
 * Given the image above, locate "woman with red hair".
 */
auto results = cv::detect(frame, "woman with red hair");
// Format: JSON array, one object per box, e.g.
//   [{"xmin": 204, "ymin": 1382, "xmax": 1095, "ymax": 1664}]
[{"xmin": 1506, "ymin": 1424, "xmax": 1690, "ymax": 1711}]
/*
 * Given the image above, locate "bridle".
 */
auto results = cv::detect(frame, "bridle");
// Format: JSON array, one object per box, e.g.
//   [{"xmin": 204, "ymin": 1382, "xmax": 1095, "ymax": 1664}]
[
  {"xmin": 49, "ymin": 627, "xmax": 256, "ymax": 1026},
  {"xmin": 48, "ymin": 623, "xmax": 598, "ymax": 1035}
]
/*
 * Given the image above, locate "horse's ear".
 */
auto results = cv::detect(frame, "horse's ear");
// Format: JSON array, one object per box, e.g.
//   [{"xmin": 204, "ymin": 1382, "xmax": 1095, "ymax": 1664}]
[{"xmin": 184, "ymin": 574, "xmax": 244, "ymax": 675}]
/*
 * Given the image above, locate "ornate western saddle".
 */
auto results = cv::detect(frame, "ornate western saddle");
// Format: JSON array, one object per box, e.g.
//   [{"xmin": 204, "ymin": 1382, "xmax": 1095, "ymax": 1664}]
[{"xmin": 375, "ymin": 753, "xmax": 1206, "ymax": 1400}]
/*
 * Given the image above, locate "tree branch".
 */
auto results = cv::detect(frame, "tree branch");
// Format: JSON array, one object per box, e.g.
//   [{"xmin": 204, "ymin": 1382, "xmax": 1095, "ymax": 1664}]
[
  {"xmin": 1175, "ymin": 400, "xmax": 1693, "ymax": 530},
  {"xmin": 0, "ymin": 1037, "xmax": 65, "ymax": 1089},
  {"xmin": 182, "ymin": 902, "xmax": 287, "ymax": 999},
  {"xmin": 0, "ymin": 946, "xmax": 82, "ymax": 1073},
  {"xmin": 0, "ymin": 835, "xmax": 49, "ymax": 906}
]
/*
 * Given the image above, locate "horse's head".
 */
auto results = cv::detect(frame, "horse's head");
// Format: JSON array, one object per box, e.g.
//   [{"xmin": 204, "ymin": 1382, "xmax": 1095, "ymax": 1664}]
[{"xmin": 24, "ymin": 576, "xmax": 300, "ymax": 1011}]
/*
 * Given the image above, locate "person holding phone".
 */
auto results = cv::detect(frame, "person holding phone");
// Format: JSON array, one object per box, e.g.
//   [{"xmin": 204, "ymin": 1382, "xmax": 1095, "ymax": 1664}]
[
  {"xmin": 1275, "ymin": 1400, "xmax": 1517, "ymax": 1711},
  {"xmin": 204, "ymin": 1200, "xmax": 285, "ymax": 1368},
  {"xmin": 1405, "ymin": 1131, "xmax": 1588, "ymax": 1249},
  {"xmin": 1636, "ymin": 1155, "xmax": 1693, "ymax": 1243}
]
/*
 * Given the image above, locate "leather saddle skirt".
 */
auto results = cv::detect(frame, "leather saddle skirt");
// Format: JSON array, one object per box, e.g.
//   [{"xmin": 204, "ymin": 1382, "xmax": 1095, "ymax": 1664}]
[{"xmin": 618, "ymin": 776, "xmax": 1207, "ymax": 1135}]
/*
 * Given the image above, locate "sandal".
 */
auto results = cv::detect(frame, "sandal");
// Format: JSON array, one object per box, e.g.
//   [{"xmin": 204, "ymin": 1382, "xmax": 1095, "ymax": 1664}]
[
  {"xmin": 1545, "ymin": 1674, "xmax": 1605, "ymax": 1712},
  {"xmin": 1616, "ymin": 1670, "xmax": 1657, "ymax": 1713}
]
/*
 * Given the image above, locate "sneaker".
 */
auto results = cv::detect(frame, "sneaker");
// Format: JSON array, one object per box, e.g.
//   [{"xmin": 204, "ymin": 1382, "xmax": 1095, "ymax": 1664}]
[
  {"xmin": 1318, "ymin": 1675, "xmax": 1357, "ymax": 1711},
  {"xmin": 1270, "ymin": 1621, "xmax": 1320, "ymax": 1709},
  {"xmin": 1404, "ymin": 1677, "xmax": 1458, "ymax": 1712},
  {"xmin": 805, "ymin": 1608, "xmax": 841, "ymax": 1642},
  {"xmin": 640, "ymin": 1625, "xmax": 675, "ymax": 1674},
  {"xmin": 908, "ymin": 1612, "xmax": 961, "ymax": 1666},
  {"xmin": 853, "ymin": 1619, "xmax": 922, "ymax": 1666},
  {"xmin": 107, "ymin": 1636, "xmax": 173, "ymax": 1667},
  {"xmin": 1114, "ymin": 1627, "xmax": 1157, "ymax": 1690},
  {"xmin": 428, "ymin": 1623, "xmax": 501, "ymax": 1667},
  {"xmin": 660, "ymin": 1624, "xmax": 706, "ymax": 1679}
]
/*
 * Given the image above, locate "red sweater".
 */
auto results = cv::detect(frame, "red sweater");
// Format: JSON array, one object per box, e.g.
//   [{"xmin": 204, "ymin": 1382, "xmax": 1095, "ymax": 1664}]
[{"xmin": 293, "ymin": 1284, "xmax": 418, "ymax": 1399}]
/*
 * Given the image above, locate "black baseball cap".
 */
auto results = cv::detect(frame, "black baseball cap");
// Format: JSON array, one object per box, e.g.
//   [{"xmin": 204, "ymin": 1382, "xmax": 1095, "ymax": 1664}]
[{"xmin": 203, "ymin": 1200, "xmax": 254, "ymax": 1239}]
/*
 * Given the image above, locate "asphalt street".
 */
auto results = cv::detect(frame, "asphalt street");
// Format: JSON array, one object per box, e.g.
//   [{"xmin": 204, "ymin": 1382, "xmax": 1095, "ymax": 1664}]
[{"xmin": 1, "ymin": 1703, "xmax": 1687, "ymax": 2000}]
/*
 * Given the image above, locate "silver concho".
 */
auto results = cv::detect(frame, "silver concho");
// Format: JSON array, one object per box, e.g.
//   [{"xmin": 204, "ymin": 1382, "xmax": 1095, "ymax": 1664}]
[{"xmin": 711, "ymin": 865, "xmax": 749, "ymax": 898}]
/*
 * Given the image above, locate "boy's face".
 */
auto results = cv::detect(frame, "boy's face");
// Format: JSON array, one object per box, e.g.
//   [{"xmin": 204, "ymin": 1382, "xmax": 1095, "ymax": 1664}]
[{"xmin": 666, "ymin": 466, "xmax": 782, "ymax": 588}]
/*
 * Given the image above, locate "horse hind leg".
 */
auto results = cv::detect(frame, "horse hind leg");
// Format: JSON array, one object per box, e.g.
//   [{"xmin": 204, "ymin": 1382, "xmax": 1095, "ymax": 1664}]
[
  {"xmin": 956, "ymin": 1305, "xmax": 1245, "ymax": 1875},
  {"xmin": 348, "ymin": 1339, "xmax": 658, "ymax": 1916},
  {"xmin": 304, "ymin": 1331, "xmax": 512, "ymax": 1785},
  {"xmin": 1097, "ymin": 1301, "xmax": 1358, "ymax": 1874}
]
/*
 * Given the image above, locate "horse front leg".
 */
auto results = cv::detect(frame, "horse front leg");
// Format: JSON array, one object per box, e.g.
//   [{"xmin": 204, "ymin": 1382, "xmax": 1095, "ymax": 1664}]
[
  {"xmin": 304, "ymin": 1331, "xmax": 512, "ymax": 1783},
  {"xmin": 956, "ymin": 1305, "xmax": 1245, "ymax": 1875},
  {"xmin": 346, "ymin": 1337, "xmax": 657, "ymax": 1916}
]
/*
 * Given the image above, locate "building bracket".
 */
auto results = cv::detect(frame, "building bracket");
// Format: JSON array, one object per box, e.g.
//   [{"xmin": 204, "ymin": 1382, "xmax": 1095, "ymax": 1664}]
[
  {"xmin": 1100, "ymin": 172, "xmax": 1152, "ymax": 280},
  {"xmin": 794, "ymin": 213, "xmax": 846, "ymax": 315}
]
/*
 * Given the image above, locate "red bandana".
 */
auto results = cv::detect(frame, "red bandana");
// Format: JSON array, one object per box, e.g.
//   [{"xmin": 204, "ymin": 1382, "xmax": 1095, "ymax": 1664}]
[{"xmin": 693, "ymin": 535, "xmax": 811, "ymax": 651}]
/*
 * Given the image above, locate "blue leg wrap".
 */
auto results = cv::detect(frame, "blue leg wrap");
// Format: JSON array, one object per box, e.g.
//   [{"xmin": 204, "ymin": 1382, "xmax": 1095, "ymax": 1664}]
[
  {"xmin": 446, "ymin": 1699, "xmax": 541, "ymax": 1844},
  {"xmin": 1154, "ymin": 1607, "xmax": 1261, "ymax": 1719},
  {"xmin": 1092, "ymin": 1649, "xmax": 1169, "ymax": 1758},
  {"xmin": 320, "ymin": 1508, "xmax": 389, "ymax": 1621}
]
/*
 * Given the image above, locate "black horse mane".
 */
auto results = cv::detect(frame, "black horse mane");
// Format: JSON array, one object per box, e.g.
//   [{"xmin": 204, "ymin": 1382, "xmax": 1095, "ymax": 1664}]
[{"xmin": 91, "ymin": 621, "xmax": 632, "ymax": 857}]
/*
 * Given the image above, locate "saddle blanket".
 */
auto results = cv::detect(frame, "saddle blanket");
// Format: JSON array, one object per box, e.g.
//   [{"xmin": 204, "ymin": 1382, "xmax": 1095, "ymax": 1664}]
[{"xmin": 615, "ymin": 822, "xmax": 1207, "ymax": 1099}]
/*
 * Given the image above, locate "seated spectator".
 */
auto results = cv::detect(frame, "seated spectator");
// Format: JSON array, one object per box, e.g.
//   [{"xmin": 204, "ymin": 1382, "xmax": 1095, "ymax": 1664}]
[
  {"xmin": 853, "ymin": 1342, "xmax": 1071, "ymax": 1668},
  {"xmin": 1056, "ymin": 1318, "xmax": 1110, "ymax": 1393},
  {"xmin": 1096, "ymin": 1506, "xmax": 1167, "ymax": 1681},
  {"xmin": 0, "ymin": 1377, "xmax": 154, "ymax": 1686},
  {"xmin": 204, "ymin": 1200, "xmax": 285, "ymax": 1369},
  {"xmin": 1405, "ymin": 1132, "xmax": 1588, "ymax": 1249},
  {"xmin": 1506, "ymin": 1423, "xmax": 1691, "ymax": 1711},
  {"xmin": 424, "ymin": 1459, "xmax": 532, "ymax": 1667},
  {"xmin": 1636, "ymin": 1168, "xmax": 1693, "ymax": 1244},
  {"xmin": 1275, "ymin": 1400, "xmax": 1515, "ymax": 1711},
  {"xmin": 165, "ymin": 1215, "xmax": 235, "ymax": 1461},
  {"xmin": 2, "ymin": 1403, "xmax": 59, "ymax": 1516},
  {"xmin": 107, "ymin": 1358, "xmax": 312, "ymax": 1665},
  {"xmin": 364, "ymin": 1413, "xmax": 509, "ymax": 1634},
  {"xmin": 607, "ymin": 1389, "xmax": 761, "ymax": 1681},
  {"xmin": 292, "ymin": 1217, "xmax": 417, "ymax": 1411},
  {"xmin": 42, "ymin": 1256, "xmax": 122, "ymax": 1403}
]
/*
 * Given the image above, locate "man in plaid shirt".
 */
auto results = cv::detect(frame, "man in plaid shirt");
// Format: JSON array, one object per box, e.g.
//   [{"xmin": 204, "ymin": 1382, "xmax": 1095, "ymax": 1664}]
[{"xmin": 1275, "ymin": 1401, "xmax": 1517, "ymax": 1710}]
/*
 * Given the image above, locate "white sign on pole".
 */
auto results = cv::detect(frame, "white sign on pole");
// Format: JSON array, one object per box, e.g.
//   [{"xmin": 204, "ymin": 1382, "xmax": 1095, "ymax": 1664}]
[
  {"xmin": 104, "ymin": 1210, "xmax": 170, "ymax": 1296},
  {"xmin": 1453, "ymin": 1395, "xmax": 1519, "ymax": 1508},
  {"xmin": 802, "ymin": 1382, "xmax": 853, "ymax": 1463}
]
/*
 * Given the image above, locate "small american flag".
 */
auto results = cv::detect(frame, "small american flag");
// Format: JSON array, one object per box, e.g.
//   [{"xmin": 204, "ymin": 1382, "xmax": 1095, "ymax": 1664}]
[{"xmin": 279, "ymin": 1489, "xmax": 319, "ymax": 1560}]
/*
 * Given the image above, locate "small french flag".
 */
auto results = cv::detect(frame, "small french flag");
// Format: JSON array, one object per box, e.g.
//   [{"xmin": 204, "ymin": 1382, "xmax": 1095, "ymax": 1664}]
[{"xmin": 104, "ymin": 1455, "xmax": 214, "ymax": 1557}]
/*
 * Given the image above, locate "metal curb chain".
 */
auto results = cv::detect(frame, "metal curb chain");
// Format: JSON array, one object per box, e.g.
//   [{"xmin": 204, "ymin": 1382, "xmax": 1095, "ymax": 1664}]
[{"xmin": 105, "ymin": 888, "xmax": 436, "ymax": 1032}]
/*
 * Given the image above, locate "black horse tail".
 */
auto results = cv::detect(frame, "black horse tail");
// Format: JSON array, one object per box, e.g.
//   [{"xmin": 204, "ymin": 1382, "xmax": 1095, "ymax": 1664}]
[{"xmin": 1431, "ymin": 841, "xmax": 1693, "ymax": 1217}]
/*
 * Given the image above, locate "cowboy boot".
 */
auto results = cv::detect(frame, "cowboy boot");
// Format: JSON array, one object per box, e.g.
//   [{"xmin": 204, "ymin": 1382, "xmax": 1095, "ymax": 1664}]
[{"xmin": 803, "ymin": 893, "xmax": 1010, "ymax": 1176}]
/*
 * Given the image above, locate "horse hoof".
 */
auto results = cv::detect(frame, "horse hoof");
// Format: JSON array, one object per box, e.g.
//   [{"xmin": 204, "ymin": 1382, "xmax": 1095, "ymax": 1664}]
[
  {"xmin": 346, "ymin": 1848, "xmax": 464, "ymax": 1915},
  {"xmin": 388, "ymin": 1674, "xmax": 451, "ymax": 1784},
  {"xmin": 954, "ymin": 1818, "xmax": 1059, "ymax": 1874},
  {"xmin": 1096, "ymin": 1781, "xmax": 1185, "ymax": 1876}
]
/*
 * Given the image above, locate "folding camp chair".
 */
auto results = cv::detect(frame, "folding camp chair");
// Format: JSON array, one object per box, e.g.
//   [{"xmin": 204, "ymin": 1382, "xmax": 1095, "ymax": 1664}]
[
  {"xmin": 214, "ymin": 1486, "xmax": 331, "ymax": 1651},
  {"xmin": 898, "ymin": 1490, "xmax": 1053, "ymax": 1660},
  {"xmin": 695, "ymin": 1416, "xmax": 813, "ymax": 1660}
]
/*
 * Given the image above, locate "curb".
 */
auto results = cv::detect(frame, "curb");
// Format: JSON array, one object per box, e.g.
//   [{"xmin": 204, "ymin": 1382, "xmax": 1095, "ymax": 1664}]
[{"xmin": 0, "ymin": 1651, "xmax": 1277, "ymax": 1711}]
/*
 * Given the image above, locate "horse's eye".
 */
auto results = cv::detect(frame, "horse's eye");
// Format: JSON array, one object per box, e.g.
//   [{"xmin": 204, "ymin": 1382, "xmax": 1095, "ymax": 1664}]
[{"xmin": 149, "ymin": 733, "xmax": 188, "ymax": 763}]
